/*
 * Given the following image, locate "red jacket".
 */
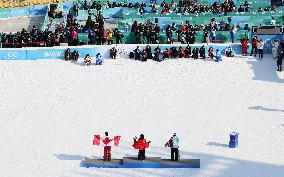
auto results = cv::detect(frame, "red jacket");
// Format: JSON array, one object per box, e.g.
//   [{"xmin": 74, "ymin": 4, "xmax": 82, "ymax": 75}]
[
  {"xmin": 241, "ymin": 40, "xmax": 249, "ymax": 48},
  {"xmin": 102, "ymin": 137, "xmax": 111, "ymax": 146},
  {"xmin": 165, "ymin": 139, "xmax": 173, "ymax": 147},
  {"xmin": 252, "ymin": 39, "xmax": 258, "ymax": 47},
  {"xmin": 133, "ymin": 139, "xmax": 149, "ymax": 150}
]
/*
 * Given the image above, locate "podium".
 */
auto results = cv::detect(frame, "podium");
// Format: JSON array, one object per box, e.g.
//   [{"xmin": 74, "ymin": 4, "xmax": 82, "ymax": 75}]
[{"xmin": 81, "ymin": 157, "xmax": 200, "ymax": 168}]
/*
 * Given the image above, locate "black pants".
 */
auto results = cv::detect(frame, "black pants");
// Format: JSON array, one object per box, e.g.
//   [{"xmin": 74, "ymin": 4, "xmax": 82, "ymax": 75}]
[
  {"xmin": 277, "ymin": 65, "xmax": 282, "ymax": 72},
  {"xmin": 258, "ymin": 49, "xmax": 263, "ymax": 59},
  {"xmin": 138, "ymin": 149, "xmax": 145, "ymax": 160},
  {"xmin": 171, "ymin": 148, "xmax": 179, "ymax": 161},
  {"xmin": 251, "ymin": 46, "xmax": 257, "ymax": 56},
  {"xmin": 107, "ymin": 40, "xmax": 113, "ymax": 45}
]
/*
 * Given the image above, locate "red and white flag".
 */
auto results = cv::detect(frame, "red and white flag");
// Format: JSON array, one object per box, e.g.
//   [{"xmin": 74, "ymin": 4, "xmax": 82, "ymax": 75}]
[
  {"xmin": 113, "ymin": 136, "xmax": 121, "ymax": 146},
  {"xmin": 93, "ymin": 135, "xmax": 100, "ymax": 146}
]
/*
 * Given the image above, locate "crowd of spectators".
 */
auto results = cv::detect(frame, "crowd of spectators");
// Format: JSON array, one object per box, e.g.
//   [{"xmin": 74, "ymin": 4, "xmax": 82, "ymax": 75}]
[
  {"xmin": 130, "ymin": 16, "xmax": 242, "ymax": 44},
  {"xmin": 153, "ymin": 0, "xmax": 277, "ymax": 15},
  {"xmin": 129, "ymin": 44, "xmax": 225, "ymax": 62},
  {"xmin": 77, "ymin": 0, "xmax": 278, "ymax": 16}
]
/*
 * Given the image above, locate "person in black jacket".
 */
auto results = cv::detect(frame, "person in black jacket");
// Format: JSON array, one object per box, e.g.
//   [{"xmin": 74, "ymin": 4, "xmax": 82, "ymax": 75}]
[
  {"xmin": 199, "ymin": 45, "xmax": 206, "ymax": 59},
  {"xmin": 145, "ymin": 45, "xmax": 152, "ymax": 59},
  {"xmin": 110, "ymin": 47, "xmax": 117, "ymax": 59},
  {"xmin": 65, "ymin": 48, "xmax": 72, "ymax": 61},
  {"xmin": 277, "ymin": 51, "xmax": 283, "ymax": 72},
  {"xmin": 134, "ymin": 46, "xmax": 141, "ymax": 60},
  {"xmin": 154, "ymin": 45, "xmax": 161, "ymax": 61},
  {"xmin": 141, "ymin": 49, "xmax": 147, "ymax": 62},
  {"xmin": 192, "ymin": 47, "xmax": 199, "ymax": 60},
  {"xmin": 171, "ymin": 47, "xmax": 178, "ymax": 59},
  {"xmin": 184, "ymin": 44, "xmax": 192, "ymax": 58},
  {"xmin": 71, "ymin": 50, "xmax": 79, "ymax": 61}
]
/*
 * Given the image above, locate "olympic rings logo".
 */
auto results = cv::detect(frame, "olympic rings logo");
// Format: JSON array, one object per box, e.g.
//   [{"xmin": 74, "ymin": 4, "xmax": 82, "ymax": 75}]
[{"xmin": 3, "ymin": 52, "xmax": 19, "ymax": 60}]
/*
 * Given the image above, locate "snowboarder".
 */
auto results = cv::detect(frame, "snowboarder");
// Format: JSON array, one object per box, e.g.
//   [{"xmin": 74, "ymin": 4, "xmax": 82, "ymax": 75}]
[
  {"xmin": 225, "ymin": 46, "xmax": 234, "ymax": 57},
  {"xmin": 208, "ymin": 47, "xmax": 214, "ymax": 59},
  {"xmin": 215, "ymin": 49, "xmax": 222, "ymax": 62},
  {"xmin": 95, "ymin": 53, "xmax": 103, "ymax": 65},
  {"xmin": 165, "ymin": 133, "xmax": 180, "ymax": 161},
  {"xmin": 93, "ymin": 133, "xmax": 121, "ymax": 161},
  {"xmin": 132, "ymin": 134, "xmax": 150, "ymax": 161},
  {"xmin": 84, "ymin": 54, "xmax": 92, "ymax": 66},
  {"xmin": 102, "ymin": 132, "xmax": 113, "ymax": 161}
]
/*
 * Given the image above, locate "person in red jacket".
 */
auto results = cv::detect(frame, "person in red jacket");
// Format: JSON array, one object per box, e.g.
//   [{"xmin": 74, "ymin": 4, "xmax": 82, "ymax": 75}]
[
  {"xmin": 102, "ymin": 132, "xmax": 113, "ymax": 161},
  {"xmin": 208, "ymin": 47, "xmax": 214, "ymax": 59},
  {"xmin": 84, "ymin": 54, "xmax": 92, "ymax": 66},
  {"xmin": 132, "ymin": 134, "xmax": 151, "ymax": 161},
  {"xmin": 241, "ymin": 38, "xmax": 249, "ymax": 56},
  {"xmin": 250, "ymin": 36, "xmax": 258, "ymax": 57}
]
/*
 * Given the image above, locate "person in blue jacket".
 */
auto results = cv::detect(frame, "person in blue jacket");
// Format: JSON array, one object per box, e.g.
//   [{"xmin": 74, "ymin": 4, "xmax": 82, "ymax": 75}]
[
  {"xmin": 96, "ymin": 53, "xmax": 103, "ymax": 65},
  {"xmin": 215, "ymin": 49, "xmax": 222, "ymax": 62}
]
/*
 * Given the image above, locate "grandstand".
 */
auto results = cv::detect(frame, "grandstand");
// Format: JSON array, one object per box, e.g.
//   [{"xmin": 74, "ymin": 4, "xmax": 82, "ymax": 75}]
[
  {"xmin": 0, "ymin": 1, "xmax": 284, "ymax": 177},
  {"xmin": 0, "ymin": 0, "xmax": 282, "ymax": 48}
]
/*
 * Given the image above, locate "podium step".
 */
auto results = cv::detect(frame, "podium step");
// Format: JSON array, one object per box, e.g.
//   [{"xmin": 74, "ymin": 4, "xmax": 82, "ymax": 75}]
[
  {"xmin": 81, "ymin": 157, "xmax": 200, "ymax": 168},
  {"xmin": 123, "ymin": 157, "xmax": 161, "ymax": 168},
  {"xmin": 161, "ymin": 159, "xmax": 200, "ymax": 168},
  {"xmin": 81, "ymin": 158, "xmax": 122, "ymax": 168}
]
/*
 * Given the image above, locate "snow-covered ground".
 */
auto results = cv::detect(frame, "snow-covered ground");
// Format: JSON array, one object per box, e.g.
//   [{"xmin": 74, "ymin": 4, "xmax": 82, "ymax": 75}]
[{"xmin": 0, "ymin": 55, "xmax": 283, "ymax": 177}]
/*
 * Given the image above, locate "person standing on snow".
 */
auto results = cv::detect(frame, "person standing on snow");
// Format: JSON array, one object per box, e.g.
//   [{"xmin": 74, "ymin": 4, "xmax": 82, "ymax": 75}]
[
  {"xmin": 277, "ymin": 51, "xmax": 283, "ymax": 72},
  {"xmin": 165, "ymin": 133, "xmax": 180, "ymax": 161},
  {"xmin": 250, "ymin": 36, "xmax": 258, "ymax": 57},
  {"xmin": 133, "ymin": 134, "xmax": 151, "ymax": 161},
  {"xmin": 95, "ymin": 53, "xmax": 103, "ymax": 65},
  {"xmin": 241, "ymin": 38, "xmax": 249, "ymax": 56},
  {"xmin": 84, "ymin": 54, "xmax": 92, "ymax": 66},
  {"xmin": 272, "ymin": 40, "xmax": 279, "ymax": 59},
  {"xmin": 257, "ymin": 39, "xmax": 264, "ymax": 60},
  {"xmin": 199, "ymin": 45, "xmax": 206, "ymax": 59},
  {"xmin": 215, "ymin": 49, "xmax": 222, "ymax": 62},
  {"xmin": 102, "ymin": 132, "xmax": 113, "ymax": 161}
]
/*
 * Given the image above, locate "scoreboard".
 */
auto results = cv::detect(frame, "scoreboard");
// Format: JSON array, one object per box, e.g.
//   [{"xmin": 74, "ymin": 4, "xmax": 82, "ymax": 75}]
[
  {"xmin": 271, "ymin": 0, "xmax": 283, "ymax": 6},
  {"xmin": 252, "ymin": 26, "xmax": 283, "ymax": 35}
]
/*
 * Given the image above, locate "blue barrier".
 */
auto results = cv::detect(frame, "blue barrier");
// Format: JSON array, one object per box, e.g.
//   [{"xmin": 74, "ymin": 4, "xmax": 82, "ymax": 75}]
[
  {"xmin": 0, "ymin": 44, "xmax": 251, "ymax": 60},
  {"xmin": 0, "ymin": 5, "xmax": 48, "ymax": 19},
  {"xmin": 25, "ymin": 47, "xmax": 105, "ymax": 60}
]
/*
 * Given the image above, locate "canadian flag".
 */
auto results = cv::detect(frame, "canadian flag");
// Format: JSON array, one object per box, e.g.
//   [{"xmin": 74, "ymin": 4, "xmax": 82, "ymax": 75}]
[
  {"xmin": 93, "ymin": 134, "xmax": 121, "ymax": 146},
  {"xmin": 93, "ymin": 135, "xmax": 100, "ymax": 146},
  {"xmin": 114, "ymin": 136, "xmax": 121, "ymax": 146}
]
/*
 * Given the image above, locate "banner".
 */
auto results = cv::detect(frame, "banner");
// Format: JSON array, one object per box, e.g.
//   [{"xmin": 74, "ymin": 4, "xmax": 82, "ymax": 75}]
[
  {"xmin": 0, "ymin": 44, "xmax": 251, "ymax": 60},
  {"xmin": 0, "ymin": 49, "xmax": 27, "ymax": 60}
]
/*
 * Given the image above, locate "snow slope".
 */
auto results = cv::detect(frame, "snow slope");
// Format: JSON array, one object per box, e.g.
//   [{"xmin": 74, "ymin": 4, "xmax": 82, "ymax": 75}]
[{"xmin": 0, "ymin": 55, "xmax": 283, "ymax": 177}]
